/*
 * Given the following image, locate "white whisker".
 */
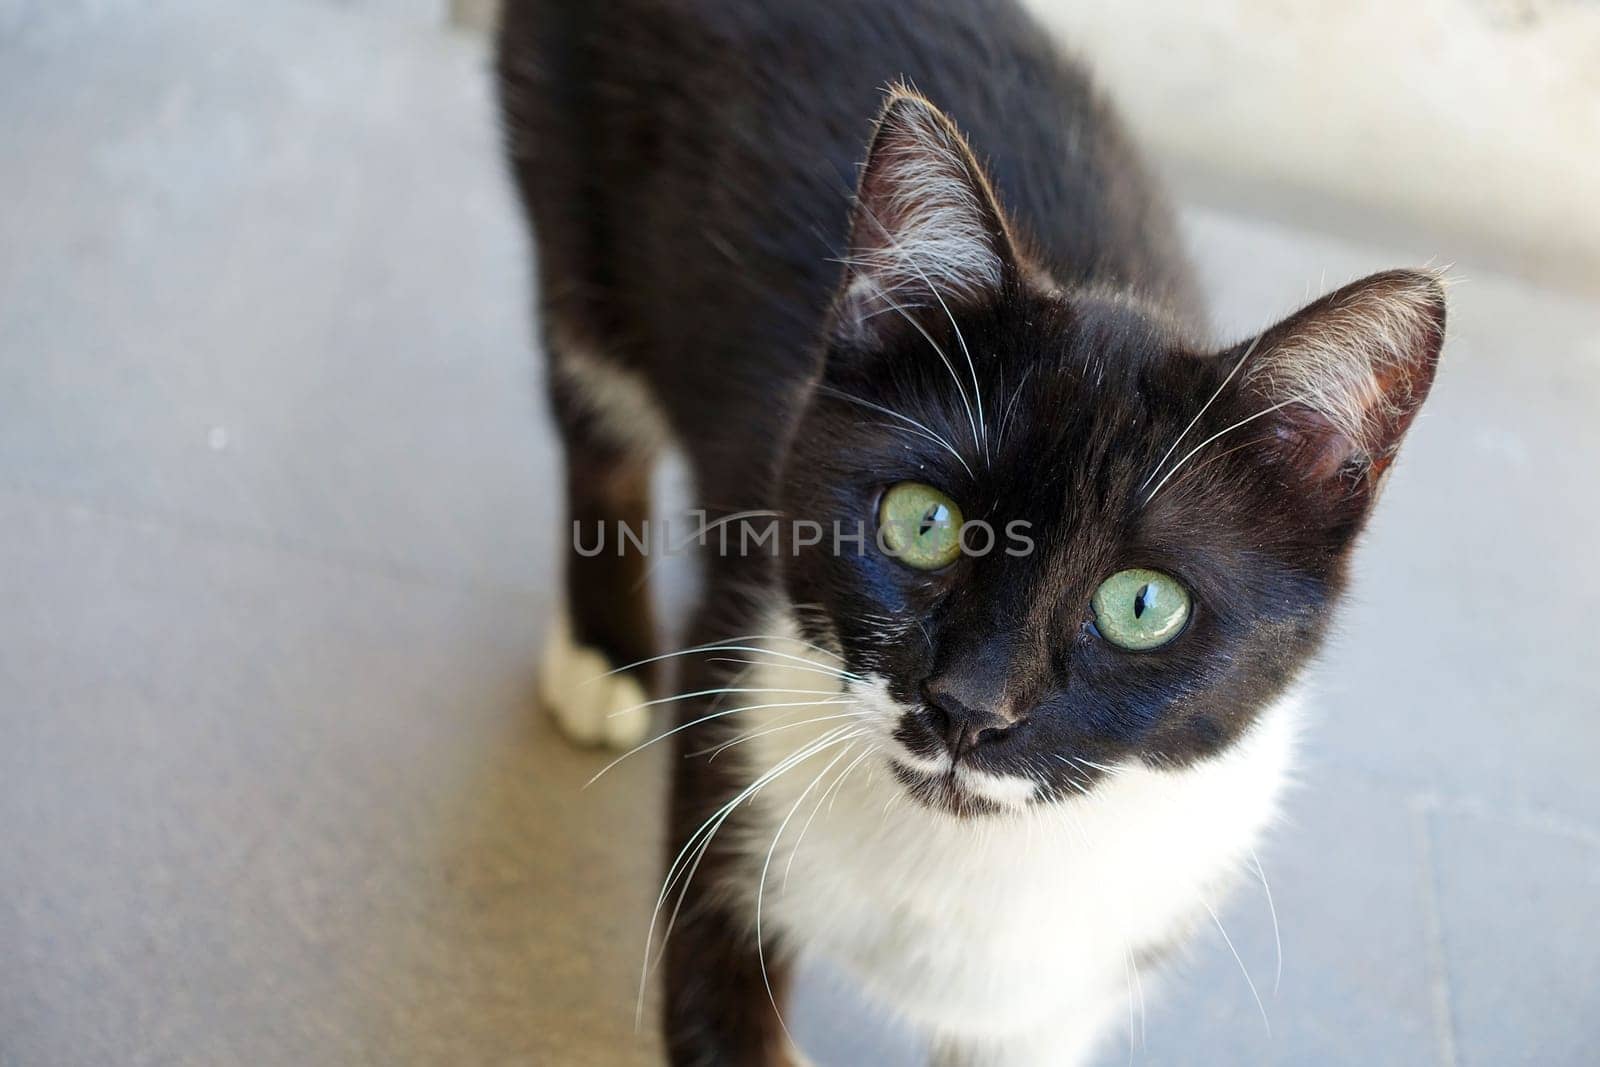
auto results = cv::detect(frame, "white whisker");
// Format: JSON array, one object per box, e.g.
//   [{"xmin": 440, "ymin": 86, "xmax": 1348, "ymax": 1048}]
[
  {"xmin": 694, "ymin": 709, "xmax": 865, "ymax": 760},
  {"xmin": 870, "ymin": 292, "xmax": 983, "ymax": 455},
  {"xmin": 1138, "ymin": 335, "xmax": 1262, "ymax": 494},
  {"xmin": 1249, "ymin": 848, "xmax": 1283, "ymax": 996},
  {"xmin": 1150, "ymin": 437, "xmax": 1259, "ymax": 501},
  {"xmin": 816, "ymin": 384, "xmax": 974, "ymax": 478},
  {"xmin": 701, "ymin": 656, "xmax": 855, "ymax": 682},
  {"xmin": 1202, "ymin": 897, "xmax": 1271, "ymax": 1035},
  {"xmin": 1122, "ymin": 946, "xmax": 1138, "ymax": 1064},
  {"xmin": 603, "ymin": 685, "xmax": 847, "ymax": 720},
  {"xmin": 1070, "ymin": 756, "xmax": 1125, "ymax": 777},
  {"xmin": 638, "ymin": 725, "xmax": 860, "ymax": 1026},
  {"xmin": 852, "ymin": 203, "xmax": 984, "ymax": 455},
  {"xmin": 995, "ymin": 364, "xmax": 1035, "ymax": 450},
  {"xmin": 586, "ymin": 697, "xmax": 855, "ymax": 786},
  {"xmin": 1132, "ymin": 942, "xmax": 1147, "ymax": 1050},
  {"xmin": 784, "ymin": 742, "xmax": 876, "ymax": 889},
  {"xmin": 915, "ymin": 265, "xmax": 987, "ymax": 463},
  {"xmin": 585, "ymin": 640, "xmax": 859, "ymax": 685},
  {"xmin": 1141, "ymin": 396, "xmax": 1303, "ymax": 506},
  {"xmin": 756, "ymin": 739, "xmax": 865, "ymax": 1047}
]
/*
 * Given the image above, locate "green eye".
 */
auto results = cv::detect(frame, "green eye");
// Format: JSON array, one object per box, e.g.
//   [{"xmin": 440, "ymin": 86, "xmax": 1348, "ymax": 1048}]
[
  {"xmin": 1091, "ymin": 568, "xmax": 1191, "ymax": 651},
  {"xmin": 879, "ymin": 482, "xmax": 964, "ymax": 571}
]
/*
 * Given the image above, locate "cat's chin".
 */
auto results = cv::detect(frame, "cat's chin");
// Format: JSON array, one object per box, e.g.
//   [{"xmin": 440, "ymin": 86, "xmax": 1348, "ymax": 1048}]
[{"xmin": 888, "ymin": 758, "xmax": 1037, "ymax": 818}]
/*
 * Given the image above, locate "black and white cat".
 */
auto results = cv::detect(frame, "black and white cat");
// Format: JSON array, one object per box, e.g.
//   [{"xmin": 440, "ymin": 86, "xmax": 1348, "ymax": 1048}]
[{"xmin": 498, "ymin": 1, "xmax": 1445, "ymax": 1063}]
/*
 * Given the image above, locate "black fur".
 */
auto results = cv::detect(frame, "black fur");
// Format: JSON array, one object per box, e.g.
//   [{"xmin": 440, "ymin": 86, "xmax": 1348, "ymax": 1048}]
[{"xmin": 498, "ymin": 1, "xmax": 1444, "ymax": 1061}]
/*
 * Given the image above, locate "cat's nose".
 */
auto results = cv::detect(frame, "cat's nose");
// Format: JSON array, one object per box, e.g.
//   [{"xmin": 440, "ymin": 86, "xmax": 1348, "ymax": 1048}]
[{"xmin": 921, "ymin": 682, "xmax": 1021, "ymax": 760}]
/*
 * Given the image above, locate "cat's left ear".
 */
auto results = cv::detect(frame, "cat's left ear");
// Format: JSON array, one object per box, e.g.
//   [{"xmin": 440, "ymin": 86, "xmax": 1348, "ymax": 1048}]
[
  {"xmin": 1235, "ymin": 269, "xmax": 1446, "ymax": 509},
  {"xmin": 833, "ymin": 89, "xmax": 1020, "ymax": 343}
]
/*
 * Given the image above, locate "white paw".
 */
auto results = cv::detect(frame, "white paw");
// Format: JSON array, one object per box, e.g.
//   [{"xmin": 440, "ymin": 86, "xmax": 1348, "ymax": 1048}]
[{"xmin": 540, "ymin": 617, "xmax": 652, "ymax": 749}]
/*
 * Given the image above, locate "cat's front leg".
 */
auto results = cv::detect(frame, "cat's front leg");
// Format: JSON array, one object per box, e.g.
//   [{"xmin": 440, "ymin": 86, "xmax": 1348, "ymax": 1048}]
[
  {"xmin": 661, "ymin": 890, "xmax": 804, "ymax": 1067},
  {"xmin": 661, "ymin": 677, "xmax": 811, "ymax": 1067},
  {"xmin": 537, "ymin": 327, "xmax": 663, "ymax": 749}
]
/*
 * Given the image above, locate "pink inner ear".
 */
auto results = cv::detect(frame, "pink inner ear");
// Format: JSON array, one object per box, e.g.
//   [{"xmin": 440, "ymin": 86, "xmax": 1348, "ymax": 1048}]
[
  {"xmin": 840, "ymin": 92, "xmax": 1016, "ymax": 316},
  {"xmin": 1301, "ymin": 425, "xmax": 1362, "ymax": 483},
  {"xmin": 1262, "ymin": 381, "xmax": 1415, "ymax": 491},
  {"xmin": 1359, "ymin": 358, "xmax": 1422, "ymax": 480},
  {"xmin": 1243, "ymin": 269, "xmax": 1446, "ymax": 490}
]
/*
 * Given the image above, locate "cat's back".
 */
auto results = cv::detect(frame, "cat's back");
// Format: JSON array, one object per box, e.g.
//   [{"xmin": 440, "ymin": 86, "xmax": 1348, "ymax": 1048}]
[{"xmin": 498, "ymin": 0, "xmax": 1199, "ymax": 468}]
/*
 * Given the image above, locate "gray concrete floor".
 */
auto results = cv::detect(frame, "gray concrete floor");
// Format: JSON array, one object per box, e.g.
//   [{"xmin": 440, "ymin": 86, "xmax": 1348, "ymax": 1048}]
[{"xmin": 2, "ymin": 2, "xmax": 1598, "ymax": 1065}]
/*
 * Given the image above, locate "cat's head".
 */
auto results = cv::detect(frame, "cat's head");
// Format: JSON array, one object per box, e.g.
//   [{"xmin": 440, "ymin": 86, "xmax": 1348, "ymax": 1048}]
[{"xmin": 774, "ymin": 90, "xmax": 1445, "ymax": 816}]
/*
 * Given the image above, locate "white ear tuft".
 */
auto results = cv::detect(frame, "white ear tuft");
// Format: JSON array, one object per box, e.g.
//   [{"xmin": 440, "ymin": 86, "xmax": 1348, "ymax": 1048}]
[
  {"xmin": 1244, "ymin": 270, "xmax": 1447, "ymax": 480},
  {"xmin": 839, "ymin": 91, "xmax": 1015, "ymax": 327}
]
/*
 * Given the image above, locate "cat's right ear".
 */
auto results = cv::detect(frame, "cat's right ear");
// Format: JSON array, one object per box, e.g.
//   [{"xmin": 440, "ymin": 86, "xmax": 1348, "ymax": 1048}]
[
  {"xmin": 1228, "ymin": 269, "xmax": 1447, "ymax": 519},
  {"xmin": 832, "ymin": 90, "xmax": 1019, "ymax": 345}
]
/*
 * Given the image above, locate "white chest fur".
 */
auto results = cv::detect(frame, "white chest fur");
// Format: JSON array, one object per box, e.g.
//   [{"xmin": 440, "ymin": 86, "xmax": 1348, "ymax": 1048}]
[{"xmin": 729, "ymin": 618, "xmax": 1298, "ymax": 1057}]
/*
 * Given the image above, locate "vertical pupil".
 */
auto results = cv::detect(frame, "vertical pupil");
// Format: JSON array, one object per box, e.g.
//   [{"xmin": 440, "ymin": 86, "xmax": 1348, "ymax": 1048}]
[
  {"xmin": 1133, "ymin": 583, "xmax": 1153, "ymax": 619},
  {"xmin": 918, "ymin": 504, "xmax": 945, "ymax": 538}
]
